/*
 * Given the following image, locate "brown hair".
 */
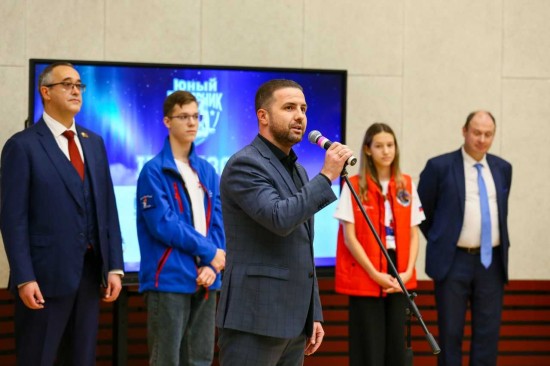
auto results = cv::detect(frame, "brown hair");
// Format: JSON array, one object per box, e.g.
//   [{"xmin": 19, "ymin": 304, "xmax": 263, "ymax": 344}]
[
  {"xmin": 358, "ymin": 123, "xmax": 404, "ymax": 200},
  {"xmin": 163, "ymin": 90, "xmax": 198, "ymax": 116}
]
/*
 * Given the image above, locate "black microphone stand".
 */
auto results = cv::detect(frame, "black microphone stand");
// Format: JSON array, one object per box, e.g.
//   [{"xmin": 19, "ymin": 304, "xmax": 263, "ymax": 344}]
[{"xmin": 340, "ymin": 166, "xmax": 440, "ymax": 357}]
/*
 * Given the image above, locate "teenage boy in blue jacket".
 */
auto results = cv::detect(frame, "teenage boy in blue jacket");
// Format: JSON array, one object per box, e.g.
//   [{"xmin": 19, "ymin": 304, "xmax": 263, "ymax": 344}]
[{"xmin": 136, "ymin": 90, "xmax": 226, "ymax": 366}]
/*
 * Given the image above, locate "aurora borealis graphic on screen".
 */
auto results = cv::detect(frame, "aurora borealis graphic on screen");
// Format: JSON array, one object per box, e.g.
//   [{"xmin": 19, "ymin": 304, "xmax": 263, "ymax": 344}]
[{"xmin": 30, "ymin": 60, "xmax": 347, "ymax": 272}]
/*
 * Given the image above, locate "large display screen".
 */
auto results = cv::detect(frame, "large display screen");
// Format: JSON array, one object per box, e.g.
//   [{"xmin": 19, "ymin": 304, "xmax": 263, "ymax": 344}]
[{"xmin": 28, "ymin": 59, "xmax": 347, "ymax": 273}]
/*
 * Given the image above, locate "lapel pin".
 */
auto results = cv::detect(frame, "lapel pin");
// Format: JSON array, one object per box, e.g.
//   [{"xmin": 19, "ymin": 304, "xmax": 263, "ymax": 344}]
[{"xmin": 81, "ymin": 132, "xmax": 89, "ymax": 138}]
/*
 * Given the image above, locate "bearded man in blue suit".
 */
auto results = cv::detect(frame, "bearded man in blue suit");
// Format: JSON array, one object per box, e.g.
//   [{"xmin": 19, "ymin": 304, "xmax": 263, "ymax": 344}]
[
  {"xmin": 418, "ymin": 111, "xmax": 512, "ymax": 366},
  {"xmin": 0, "ymin": 61, "xmax": 124, "ymax": 366}
]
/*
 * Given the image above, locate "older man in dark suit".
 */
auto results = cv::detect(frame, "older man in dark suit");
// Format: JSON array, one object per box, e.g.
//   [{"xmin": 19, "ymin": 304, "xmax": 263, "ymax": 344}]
[
  {"xmin": 0, "ymin": 61, "xmax": 123, "ymax": 366},
  {"xmin": 418, "ymin": 111, "xmax": 512, "ymax": 366},
  {"xmin": 216, "ymin": 79, "xmax": 353, "ymax": 365}
]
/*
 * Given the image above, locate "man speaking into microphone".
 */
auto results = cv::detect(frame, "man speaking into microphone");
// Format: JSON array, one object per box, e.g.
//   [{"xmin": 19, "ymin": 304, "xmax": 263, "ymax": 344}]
[{"xmin": 216, "ymin": 79, "xmax": 353, "ymax": 366}]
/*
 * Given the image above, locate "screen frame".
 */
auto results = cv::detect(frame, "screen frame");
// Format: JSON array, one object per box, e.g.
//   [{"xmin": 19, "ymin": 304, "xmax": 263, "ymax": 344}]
[{"xmin": 28, "ymin": 58, "xmax": 347, "ymax": 280}]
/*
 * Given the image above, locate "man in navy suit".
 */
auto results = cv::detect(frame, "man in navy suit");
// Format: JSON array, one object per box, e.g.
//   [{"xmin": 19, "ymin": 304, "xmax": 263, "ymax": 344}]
[
  {"xmin": 418, "ymin": 111, "xmax": 512, "ymax": 366},
  {"xmin": 0, "ymin": 61, "xmax": 124, "ymax": 365},
  {"xmin": 216, "ymin": 79, "xmax": 354, "ymax": 365}
]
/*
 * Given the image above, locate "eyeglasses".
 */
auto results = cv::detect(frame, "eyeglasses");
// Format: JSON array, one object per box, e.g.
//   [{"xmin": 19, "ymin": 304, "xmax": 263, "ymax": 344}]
[
  {"xmin": 44, "ymin": 82, "xmax": 86, "ymax": 93},
  {"xmin": 167, "ymin": 114, "xmax": 203, "ymax": 122}
]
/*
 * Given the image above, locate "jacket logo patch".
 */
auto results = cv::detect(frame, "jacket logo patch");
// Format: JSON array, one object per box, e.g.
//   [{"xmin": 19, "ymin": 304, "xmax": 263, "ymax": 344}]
[
  {"xmin": 396, "ymin": 189, "xmax": 411, "ymax": 207},
  {"xmin": 140, "ymin": 195, "xmax": 155, "ymax": 210}
]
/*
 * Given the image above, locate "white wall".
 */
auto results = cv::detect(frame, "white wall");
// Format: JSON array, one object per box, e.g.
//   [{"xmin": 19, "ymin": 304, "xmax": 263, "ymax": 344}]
[{"xmin": 1, "ymin": 0, "xmax": 549, "ymax": 286}]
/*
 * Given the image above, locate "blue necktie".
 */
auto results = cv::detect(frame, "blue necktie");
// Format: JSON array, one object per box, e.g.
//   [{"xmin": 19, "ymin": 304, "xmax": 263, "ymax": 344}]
[{"xmin": 475, "ymin": 163, "xmax": 492, "ymax": 268}]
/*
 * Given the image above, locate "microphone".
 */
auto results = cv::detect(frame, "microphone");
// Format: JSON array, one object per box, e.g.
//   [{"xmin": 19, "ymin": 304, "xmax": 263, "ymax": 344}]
[{"xmin": 308, "ymin": 130, "xmax": 357, "ymax": 166}]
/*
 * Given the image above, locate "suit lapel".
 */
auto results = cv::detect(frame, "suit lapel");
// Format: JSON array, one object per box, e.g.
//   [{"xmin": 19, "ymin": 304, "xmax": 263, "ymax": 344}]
[
  {"xmin": 295, "ymin": 162, "xmax": 313, "ymax": 241},
  {"xmin": 77, "ymin": 127, "xmax": 96, "ymax": 193},
  {"xmin": 486, "ymin": 155, "xmax": 505, "ymax": 220},
  {"xmin": 35, "ymin": 121, "xmax": 84, "ymax": 208},
  {"xmin": 253, "ymin": 137, "xmax": 297, "ymax": 194},
  {"xmin": 252, "ymin": 137, "xmax": 314, "ymax": 241},
  {"xmin": 270, "ymin": 158, "xmax": 297, "ymax": 193},
  {"xmin": 452, "ymin": 149, "xmax": 466, "ymax": 216}
]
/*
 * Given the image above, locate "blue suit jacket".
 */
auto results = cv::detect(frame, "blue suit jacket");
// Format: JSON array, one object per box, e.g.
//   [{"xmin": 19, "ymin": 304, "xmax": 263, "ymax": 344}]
[
  {"xmin": 417, "ymin": 149, "xmax": 512, "ymax": 282},
  {"xmin": 216, "ymin": 135, "xmax": 335, "ymax": 338},
  {"xmin": 0, "ymin": 119, "xmax": 123, "ymax": 297}
]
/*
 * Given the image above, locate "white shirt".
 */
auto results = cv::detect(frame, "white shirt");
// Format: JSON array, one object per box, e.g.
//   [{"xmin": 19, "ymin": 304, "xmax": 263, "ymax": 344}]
[
  {"xmin": 43, "ymin": 112, "xmax": 84, "ymax": 162},
  {"xmin": 175, "ymin": 159, "xmax": 207, "ymax": 236},
  {"xmin": 457, "ymin": 147, "xmax": 500, "ymax": 248},
  {"xmin": 334, "ymin": 180, "xmax": 425, "ymax": 249}
]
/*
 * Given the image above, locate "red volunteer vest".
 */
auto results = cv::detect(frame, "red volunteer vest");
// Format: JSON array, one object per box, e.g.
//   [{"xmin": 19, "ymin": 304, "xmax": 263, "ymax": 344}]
[{"xmin": 335, "ymin": 174, "xmax": 417, "ymax": 297}]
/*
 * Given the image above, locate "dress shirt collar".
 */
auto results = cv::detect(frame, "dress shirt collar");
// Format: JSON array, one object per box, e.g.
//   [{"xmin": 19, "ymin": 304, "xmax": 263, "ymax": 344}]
[{"xmin": 43, "ymin": 112, "xmax": 77, "ymax": 137}]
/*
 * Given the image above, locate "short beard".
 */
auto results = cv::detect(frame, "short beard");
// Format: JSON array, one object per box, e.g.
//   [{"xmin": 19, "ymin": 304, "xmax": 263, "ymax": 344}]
[{"xmin": 270, "ymin": 124, "xmax": 302, "ymax": 147}]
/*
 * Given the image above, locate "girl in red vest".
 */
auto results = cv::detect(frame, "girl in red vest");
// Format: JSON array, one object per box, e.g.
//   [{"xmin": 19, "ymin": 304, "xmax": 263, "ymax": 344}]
[{"xmin": 334, "ymin": 123, "xmax": 425, "ymax": 366}]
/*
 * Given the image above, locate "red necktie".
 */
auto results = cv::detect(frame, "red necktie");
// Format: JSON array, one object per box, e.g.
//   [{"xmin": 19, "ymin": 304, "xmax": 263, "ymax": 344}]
[{"xmin": 62, "ymin": 130, "xmax": 85, "ymax": 180}]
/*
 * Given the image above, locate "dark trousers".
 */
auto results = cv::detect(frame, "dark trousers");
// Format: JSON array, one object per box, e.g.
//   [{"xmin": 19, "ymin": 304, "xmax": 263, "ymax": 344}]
[
  {"xmin": 348, "ymin": 249, "xmax": 409, "ymax": 366},
  {"xmin": 218, "ymin": 328, "xmax": 307, "ymax": 366},
  {"xmin": 349, "ymin": 293, "xmax": 408, "ymax": 366},
  {"xmin": 434, "ymin": 247, "xmax": 505, "ymax": 366},
  {"xmin": 14, "ymin": 250, "xmax": 101, "ymax": 366}
]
